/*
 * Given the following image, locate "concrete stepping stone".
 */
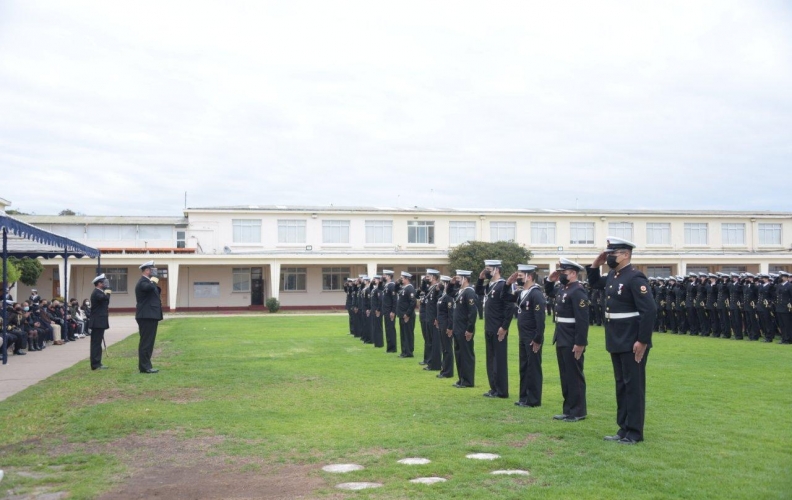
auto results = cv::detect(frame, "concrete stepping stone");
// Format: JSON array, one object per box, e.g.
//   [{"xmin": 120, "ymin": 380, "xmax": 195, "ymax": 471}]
[
  {"xmin": 336, "ymin": 482, "xmax": 383, "ymax": 490},
  {"xmin": 322, "ymin": 464, "xmax": 364, "ymax": 473},
  {"xmin": 398, "ymin": 458, "xmax": 431, "ymax": 465},
  {"xmin": 492, "ymin": 469, "xmax": 530, "ymax": 476},
  {"xmin": 410, "ymin": 477, "xmax": 447, "ymax": 484},
  {"xmin": 466, "ymin": 453, "xmax": 500, "ymax": 460}
]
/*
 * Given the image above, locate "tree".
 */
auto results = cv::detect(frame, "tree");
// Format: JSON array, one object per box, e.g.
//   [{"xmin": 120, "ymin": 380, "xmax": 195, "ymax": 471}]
[
  {"xmin": 58, "ymin": 209, "xmax": 77, "ymax": 216},
  {"xmin": 10, "ymin": 257, "xmax": 44, "ymax": 286},
  {"xmin": 6, "ymin": 209, "xmax": 28, "ymax": 215},
  {"xmin": 447, "ymin": 241, "xmax": 532, "ymax": 277},
  {"xmin": 1, "ymin": 259, "xmax": 21, "ymax": 287}
]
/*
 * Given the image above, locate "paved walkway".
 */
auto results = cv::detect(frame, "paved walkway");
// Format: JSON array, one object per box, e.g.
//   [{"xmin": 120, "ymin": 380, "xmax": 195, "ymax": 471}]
[{"xmin": 0, "ymin": 312, "xmax": 347, "ymax": 402}]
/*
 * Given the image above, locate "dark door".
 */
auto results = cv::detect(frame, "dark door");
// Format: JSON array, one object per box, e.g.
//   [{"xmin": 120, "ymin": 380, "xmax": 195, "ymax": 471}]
[{"xmin": 251, "ymin": 267, "xmax": 264, "ymax": 306}]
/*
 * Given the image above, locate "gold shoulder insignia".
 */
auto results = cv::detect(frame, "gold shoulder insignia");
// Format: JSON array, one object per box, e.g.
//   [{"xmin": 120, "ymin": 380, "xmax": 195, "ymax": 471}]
[
  {"xmin": 468, "ymin": 299, "xmax": 475, "ymax": 305},
  {"xmin": 579, "ymin": 299, "xmax": 587, "ymax": 308},
  {"xmin": 535, "ymin": 304, "xmax": 541, "ymax": 311}
]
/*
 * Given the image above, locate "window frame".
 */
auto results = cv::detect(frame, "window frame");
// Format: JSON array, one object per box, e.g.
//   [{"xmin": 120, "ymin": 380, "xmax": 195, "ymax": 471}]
[
  {"xmin": 530, "ymin": 221, "xmax": 556, "ymax": 245},
  {"xmin": 684, "ymin": 223, "xmax": 709, "ymax": 246},
  {"xmin": 569, "ymin": 222, "xmax": 595, "ymax": 246},
  {"xmin": 646, "ymin": 222, "xmax": 671, "ymax": 246},
  {"xmin": 280, "ymin": 267, "xmax": 308, "ymax": 292},
  {"xmin": 232, "ymin": 219, "xmax": 262, "ymax": 244},
  {"xmin": 277, "ymin": 219, "xmax": 307, "ymax": 244},
  {"xmin": 758, "ymin": 223, "xmax": 782, "ymax": 246},
  {"xmin": 364, "ymin": 220, "xmax": 393, "ymax": 244},
  {"xmin": 322, "ymin": 220, "xmax": 350, "ymax": 244},
  {"xmin": 449, "ymin": 221, "xmax": 476, "ymax": 246},
  {"xmin": 322, "ymin": 267, "xmax": 350, "ymax": 291},
  {"xmin": 490, "ymin": 221, "xmax": 516, "ymax": 242},
  {"xmin": 721, "ymin": 223, "xmax": 746, "ymax": 246},
  {"xmin": 407, "ymin": 220, "xmax": 435, "ymax": 245},
  {"xmin": 232, "ymin": 267, "xmax": 251, "ymax": 293}
]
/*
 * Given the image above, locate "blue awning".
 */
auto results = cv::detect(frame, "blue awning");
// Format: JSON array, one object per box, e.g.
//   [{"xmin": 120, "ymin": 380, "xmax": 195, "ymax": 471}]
[{"xmin": 1, "ymin": 215, "xmax": 100, "ymax": 258}]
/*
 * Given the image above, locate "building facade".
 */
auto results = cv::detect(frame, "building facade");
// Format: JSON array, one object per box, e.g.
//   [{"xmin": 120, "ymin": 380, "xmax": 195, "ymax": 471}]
[{"xmin": 5, "ymin": 201, "xmax": 792, "ymax": 311}]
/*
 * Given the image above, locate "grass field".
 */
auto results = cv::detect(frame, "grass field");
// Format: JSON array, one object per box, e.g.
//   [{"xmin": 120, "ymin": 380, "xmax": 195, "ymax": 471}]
[{"xmin": 1, "ymin": 314, "xmax": 791, "ymax": 499}]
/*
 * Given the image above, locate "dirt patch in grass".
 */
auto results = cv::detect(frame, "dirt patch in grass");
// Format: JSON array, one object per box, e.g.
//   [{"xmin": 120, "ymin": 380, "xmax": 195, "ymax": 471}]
[
  {"xmin": 47, "ymin": 431, "xmax": 332, "ymax": 499},
  {"xmin": 508, "ymin": 433, "xmax": 541, "ymax": 448}
]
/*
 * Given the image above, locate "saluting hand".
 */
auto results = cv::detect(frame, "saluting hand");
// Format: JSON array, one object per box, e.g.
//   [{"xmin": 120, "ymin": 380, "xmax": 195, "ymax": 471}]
[
  {"xmin": 633, "ymin": 341, "xmax": 647, "ymax": 363},
  {"xmin": 506, "ymin": 272, "xmax": 518, "ymax": 285},
  {"xmin": 592, "ymin": 251, "xmax": 608, "ymax": 268},
  {"xmin": 479, "ymin": 269, "xmax": 487, "ymax": 280},
  {"xmin": 548, "ymin": 271, "xmax": 559, "ymax": 282}
]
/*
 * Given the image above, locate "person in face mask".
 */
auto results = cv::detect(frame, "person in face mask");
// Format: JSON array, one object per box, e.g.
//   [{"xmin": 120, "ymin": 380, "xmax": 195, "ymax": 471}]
[
  {"xmin": 135, "ymin": 260, "xmax": 163, "ymax": 374},
  {"xmin": 381, "ymin": 270, "xmax": 399, "ymax": 353},
  {"xmin": 436, "ymin": 275, "xmax": 455, "ymax": 379},
  {"xmin": 546, "ymin": 258, "xmax": 589, "ymax": 423},
  {"xmin": 476, "ymin": 259, "xmax": 514, "ymax": 400},
  {"xmin": 587, "ymin": 236, "xmax": 657, "ymax": 445},
  {"xmin": 89, "ymin": 274, "xmax": 111, "ymax": 370},
  {"xmin": 395, "ymin": 271, "xmax": 417, "ymax": 358},
  {"xmin": 505, "ymin": 264, "xmax": 546, "ymax": 408}
]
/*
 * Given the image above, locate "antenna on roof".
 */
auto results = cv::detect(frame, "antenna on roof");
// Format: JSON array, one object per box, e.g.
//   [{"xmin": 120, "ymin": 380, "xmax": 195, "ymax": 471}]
[{"xmin": 184, "ymin": 191, "xmax": 187, "ymax": 209}]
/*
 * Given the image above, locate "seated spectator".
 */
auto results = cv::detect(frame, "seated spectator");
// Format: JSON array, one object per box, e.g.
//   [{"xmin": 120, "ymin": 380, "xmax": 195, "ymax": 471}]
[
  {"xmin": 29, "ymin": 289, "xmax": 41, "ymax": 305},
  {"xmin": 37, "ymin": 301, "xmax": 63, "ymax": 344},
  {"xmin": 68, "ymin": 298, "xmax": 87, "ymax": 337},
  {"xmin": 2, "ymin": 305, "xmax": 27, "ymax": 355}
]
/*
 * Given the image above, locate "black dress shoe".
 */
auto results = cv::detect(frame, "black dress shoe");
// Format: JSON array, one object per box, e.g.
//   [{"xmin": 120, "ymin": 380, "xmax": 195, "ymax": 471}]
[
  {"xmin": 92, "ymin": 365, "xmax": 108, "ymax": 371},
  {"xmin": 514, "ymin": 401, "xmax": 529, "ymax": 407},
  {"xmin": 762, "ymin": 338, "xmax": 773, "ymax": 343},
  {"xmin": 437, "ymin": 374, "xmax": 452, "ymax": 378},
  {"xmin": 603, "ymin": 434, "xmax": 623, "ymax": 441},
  {"xmin": 562, "ymin": 415, "xmax": 586, "ymax": 422},
  {"xmin": 483, "ymin": 391, "xmax": 497, "ymax": 398},
  {"xmin": 13, "ymin": 350, "xmax": 27, "ymax": 355},
  {"xmin": 140, "ymin": 368, "xmax": 159, "ymax": 374},
  {"xmin": 553, "ymin": 414, "xmax": 567, "ymax": 420},
  {"xmin": 618, "ymin": 437, "xmax": 639, "ymax": 445}
]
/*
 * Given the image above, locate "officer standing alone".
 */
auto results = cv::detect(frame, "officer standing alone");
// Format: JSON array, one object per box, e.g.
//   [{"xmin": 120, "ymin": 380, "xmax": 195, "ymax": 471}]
[
  {"xmin": 135, "ymin": 260, "xmax": 163, "ymax": 374},
  {"xmin": 89, "ymin": 273, "xmax": 111, "ymax": 371},
  {"xmin": 587, "ymin": 237, "xmax": 657, "ymax": 444}
]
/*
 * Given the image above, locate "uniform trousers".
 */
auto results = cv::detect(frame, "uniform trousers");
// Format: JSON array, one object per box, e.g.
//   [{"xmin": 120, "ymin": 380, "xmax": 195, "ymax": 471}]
[
  {"xmin": 136, "ymin": 318, "xmax": 159, "ymax": 372},
  {"xmin": 485, "ymin": 329, "xmax": 509, "ymax": 397},
  {"xmin": 399, "ymin": 315, "xmax": 415, "ymax": 356},
  {"xmin": 707, "ymin": 307, "xmax": 720, "ymax": 336},
  {"xmin": 518, "ymin": 334, "xmax": 542, "ymax": 406},
  {"xmin": 90, "ymin": 328, "xmax": 105, "ymax": 369},
  {"xmin": 687, "ymin": 307, "xmax": 699, "ymax": 334},
  {"xmin": 420, "ymin": 316, "xmax": 431, "ymax": 363},
  {"xmin": 730, "ymin": 308, "xmax": 743, "ymax": 339},
  {"xmin": 438, "ymin": 319, "xmax": 454, "ymax": 377},
  {"xmin": 778, "ymin": 312, "xmax": 792, "ymax": 343},
  {"xmin": 384, "ymin": 316, "xmax": 398, "ymax": 352},
  {"xmin": 427, "ymin": 321, "xmax": 442, "ymax": 370},
  {"xmin": 555, "ymin": 346, "xmax": 586, "ymax": 418},
  {"xmin": 371, "ymin": 313, "xmax": 384, "ymax": 347},
  {"xmin": 718, "ymin": 308, "xmax": 731, "ymax": 338},
  {"xmin": 610, "ymin": 349, "xmax": 650, "ymax": 442},
  {"xmin": 453, "ymin": 331, "xmax": 475, "ymax": 387}
]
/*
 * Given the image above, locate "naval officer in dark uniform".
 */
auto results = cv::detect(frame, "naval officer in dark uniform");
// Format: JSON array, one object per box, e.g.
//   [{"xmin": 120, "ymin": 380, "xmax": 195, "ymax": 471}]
[
  {"xmin": 396, "ymin": 271, "xmax": 417, "ymax": 357},
  {"xmin": 437, "ymin": 275, "xmax": 455, "ymax": 379},
  {"xmin": 506, "ymin": 264, "xmax": 546, "ymax": 408},
  {"xmin": 89, "ymin": 273, "xmax": 111, "ymax": 371},
  {"xmin": 452, "ymin": 270, "xmax": 478, "ymax": 388},
  {"xmin": 135, "ymin": 260, "xmax": 163, "ymax": 374},
  {"xmin": 422, "ymin": 269, "xmax": 442, "ymax": 371},
  {"xmin": 587, "ymin": 237, "xmax": 657, "ymax": 444},
  {"xmin": 381, "ymin": 270, "xmax": 399, "ymax": 352},
  {"xmin": 476, "ymin": 259, "xmax": 514, "ymax": 399},
  {"xmin": 546, "ymin": 258, "xmax": 589, "ymax": 422}
]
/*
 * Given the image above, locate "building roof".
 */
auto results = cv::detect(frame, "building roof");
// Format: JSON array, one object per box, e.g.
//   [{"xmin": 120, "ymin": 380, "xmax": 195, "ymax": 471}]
[
  {"xmin": 185, "ymin": 205, "xmax": 792, "ymax": 217},
  {"xmin": 16, "ymin": 215, "xmax": 187, "ymax": 225}
]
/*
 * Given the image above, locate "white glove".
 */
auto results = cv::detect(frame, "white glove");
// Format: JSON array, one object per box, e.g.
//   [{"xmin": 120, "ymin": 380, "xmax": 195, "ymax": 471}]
[
  {"xmin": 104, "ymin": 289, "xmax": 112, "ymax": 295},
  {"xmin": 150, "ymin": 277, "xmax": 159, "ymax": 284}
]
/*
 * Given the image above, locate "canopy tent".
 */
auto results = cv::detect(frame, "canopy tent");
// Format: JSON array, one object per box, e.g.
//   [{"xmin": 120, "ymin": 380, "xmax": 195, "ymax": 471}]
[{"xmin": 1, "ymin": 214, "xmax": 100, "ymax": 364}]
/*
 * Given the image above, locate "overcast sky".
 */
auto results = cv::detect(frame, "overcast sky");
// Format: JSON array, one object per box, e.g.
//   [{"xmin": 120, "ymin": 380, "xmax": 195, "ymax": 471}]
[{"xmin": 1, "ymin": 1, "xmax": 790, "ymax": 216}]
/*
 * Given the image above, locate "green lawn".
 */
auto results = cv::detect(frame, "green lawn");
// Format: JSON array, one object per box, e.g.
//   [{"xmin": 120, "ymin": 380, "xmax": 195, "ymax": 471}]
[{"xmin": 1, "ymin": 315, "xmax": 791, "ymax": 499}]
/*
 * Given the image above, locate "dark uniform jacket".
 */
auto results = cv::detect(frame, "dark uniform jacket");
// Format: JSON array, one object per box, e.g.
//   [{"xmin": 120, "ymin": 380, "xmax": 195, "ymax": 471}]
[
  {"xmin": 475, "ymin": 278, "xmax": 515, "ymax": 333},
  {"xmin": 757, "ymin": 283, "xmax": 772, "ymax": 312},
  {"xmin": 371, "ymin": 284, "xmax": 383, "ymax": 314},
  {"xmin": 437, "ymin": 289, "xmax": 454, "ymax": 327},
  {"xmin": 695, "ymin": 281, "xmax": 707, "ymax": 308},
  {"xmin": 587, "ymin": 264, "xmax": 657, "ymax": 354},
  {"xmin": 134, "ymin": 276, "xmax": 163, "ymax": 320},
  {"xmin": 705, "ymin": 281, "xmax": 717, "ymax": 309},
  {"xmin": 716, "ymin": 281, "xmax": 728, "ymax": 309},
  {"xmin": 345, "ymin": 286, "xmax": 354, "ymax": 310},
  {"xmin": 423, "ymin": 284, "xmax": 440, "ymax": 323},
  {"xmin": 728, "ymin": 281, "xmax": 741, "ymax": 309},
  {"xmin": 510, "ymin": 283, "xmax": 546, "ymax": 344},
  {"xmin": 685, "ymin": 281, "xmax": 697, "ymax": 308},
  {"xmin": 452, "ymin": 286, "xmax": 478, "ymax": 334},
  {"xmin": 382, "ymin": 281, "xmax": 397, "ymax": 315},
  {"xmin": 775, "ymin": 281, "xmax": 791, "ymax": 313},
  {"xmin": 550, "ymin": 281, "xmax": 589, "ymax": 347},
  {"xmin": 89, "ymin": 287, "xmax": 110, "ymax": 329},
  {"xmin": 743, "ymin": 282, "xmax": 758, "ymax": 309},
  {"xmin": 396, "ymin": 283, "xmax": 417, "ymax": 318}
]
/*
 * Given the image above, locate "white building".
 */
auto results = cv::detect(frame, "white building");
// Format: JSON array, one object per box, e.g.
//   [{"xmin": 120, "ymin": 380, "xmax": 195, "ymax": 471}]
[{"xmin": 5, "ymin": 199, "xmax": 791, "ymax": 311}]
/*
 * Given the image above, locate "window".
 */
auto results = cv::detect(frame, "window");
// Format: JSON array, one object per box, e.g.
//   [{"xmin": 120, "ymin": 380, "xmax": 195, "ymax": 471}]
[
  {"xmin": 686, "ymin": 266, "xmax": 709, "ymax": 274},
  {"xmin": 86, "ymin": 225, "xmax": 136, "ymax": 240},
  {"xmin": 721, "ymin": 266, "xmax": 746, "ymax": 273},
  {"xmin": 278, "ymin": 219, "xmax": 306, "ymax": 244},
  {"xmin": 176, "ymin": 231, "xmax": 186, "ymax": 249},
  {"xmin": 98, "ymin": 267, "xmax": 128, "ymax": 293},
  {"xmin": 322, "ymin": 267, "xmax": 350, "ymax": 291},
  {"xmin": 365, "ymin": 220, "xmax": 392, "ymax": 244},
  {"xmin": 232, "ymin": 219, "xmax": 262, "ymax": 243},
  {"xmin": 408, "ymin": 221, "xmax": 435, "ymax": 244},
  {"xmin": 570, "ymin": 222, "xmax": 594, "ymax": 245},
  {"xmin": 531, "ymin": 222, "xmax": 556, "ymax": 245},
  {"xmin": 138, "ymin": 225, "xmax": 173, "ymax": 240},
  {"xmin": 232, "ymin": 268, "xmax": 251, "ymax": 292},
  {"xmin": 608, "ymin": 222, "xmax": 633, "ymax": 241},
  {"xmin": 721, "ymin": 223, "xmax": 745, "ymax": 246},
  {"xmin": 770, "ymin": 265, "xmax": 789, "ymax": 273},
  {"xmin": 51, "ymin": 225, "xmax": 84, "ymax": 240},
  {"xmin": 684, "ymin": 223, "xmax": 708, "ymax": 245},
  {"xmin": 646, "ymin": 266, "xmax": 672, "ymax": 278},
  {"xmin": 490, "ymin": 222, "xmax": 516, "ymax": 242},
  {"xmin": 646, "ymin": 223, "xmax": 671, "ymax": 245},
  {"xmin": 758, "ymin": 223, "xmax": 782, "ymax": 246},
  {"xmin": 449, "ymin": 221, "xmax": 476, "ymax": 245},
  {"xmin": 322, "ymin": 220, "xmax": 350, "ymax": 244},
  {"xmin": 281, "ymin": 267, "xmax": 307, "ymax": 291}
]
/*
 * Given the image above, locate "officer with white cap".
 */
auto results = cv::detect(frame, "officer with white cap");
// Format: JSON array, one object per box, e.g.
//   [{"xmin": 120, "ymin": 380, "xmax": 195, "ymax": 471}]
[
  {"xmin": 88, "ymin": 274, "xmax": 111, "ymax": 370},
  {"xmin": 743, "ymin": 273, "xmax": 760, "ymax": 340},
  {"xmin": 506, "ymin": 264, "xmax": 546, "ymax": 407},
  {"xmin": 395, "ymin": 271, "xmax": 417, "ymax": 357},
  {"xmin": 436, "ymin": 275, "xmax": 455, "ymax": 379},
  {"xmin": 422, "ymin": 269, "xmax": 442, "ymax": 371},
  {"xmin": 370, "ymin": 275, "xmax": 385, "ymax": 348},
  {"xmin": 135, "ymin": 260, "xmax": 163, "ymax": 374},
  {"xmin": 588, "ymin": 236, "xmax": 657, "ymax": 444},
  {"xmin": 546, "ymin": 258, "xmax": 589, "ymax": 422},
  {"xmin": 728, "ymin": 273, "xmax": 744, "ymax": 340},
  {"xmin": 476, "ymin": 259, "xmax": 514, "ymax": 399},
  {"xmin": 451, "ymin": 270, "xmax": 478, "ymax": 388}
]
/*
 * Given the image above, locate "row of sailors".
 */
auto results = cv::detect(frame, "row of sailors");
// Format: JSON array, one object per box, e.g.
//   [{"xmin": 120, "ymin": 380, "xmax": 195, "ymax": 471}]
[{"xmin": 585, "ymin": 271, "xmax": 792, "ymax": 343}]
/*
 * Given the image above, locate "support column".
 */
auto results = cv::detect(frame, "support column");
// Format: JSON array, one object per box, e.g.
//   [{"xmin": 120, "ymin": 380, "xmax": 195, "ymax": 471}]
[
  {"xmin": 57, "ymin": 260, "xmax": 72, "ymax": 299},
  {"xmin": 679, "ymin": 261, "xmax": 686, "ymax": 276},
  {"xmin": 270, "ymin": 262, "xmax": 281, "ymax": 301},
  {"xmin": 367, "ymin": 262, "xmax": 378, "ymax": 279},
  {"xmin": 168, "ymin": 262, "xmax": 180, "ymax": 311},
  {"xmin": 760, "ymin": 262, "xmax": 769, "ymax": 274}
]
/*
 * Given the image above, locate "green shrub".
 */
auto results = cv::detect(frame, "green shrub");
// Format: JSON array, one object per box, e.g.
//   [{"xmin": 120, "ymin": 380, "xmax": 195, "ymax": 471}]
[{"xmin": 265, "ymin": 297, "xmax": 280, "ymax": 313}]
